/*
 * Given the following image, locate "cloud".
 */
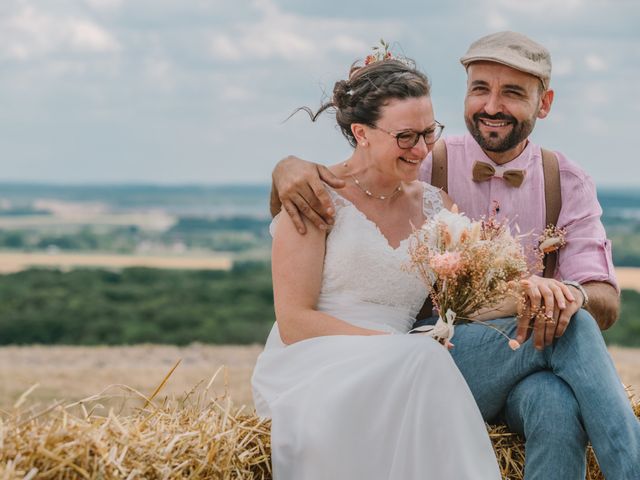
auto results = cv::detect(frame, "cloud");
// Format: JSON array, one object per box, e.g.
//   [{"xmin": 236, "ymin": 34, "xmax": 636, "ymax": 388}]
[
  {"xmin": 209, "ymin": 0, "xmax": 382, "ymax": 63},
  {"xmin": 1, "ymin": 6, "xmax": 120, "ymax": 60},
  {"xmin": 489, "ymin": 0, "xmax": 584, "ymax": 15},
  {"xmin": 219, "ymin": 85, "xmax": 256, "ymax": 102},
  {"xmin": 144, "ymin": 58, "xmax": 175, "ymax": 90},
  {"xmin": 552, "ymin": 58, "xmax": 574, "ymax": 77},
  {"xmin": 85, "ymin": 0, "xmax": 124, "ymax": 11},
  {"xmin": 582, "ymin": 116, "xmax": 608, "ymax": 135},
  {"xmin": 68, "ymin": 18, "xmax": 120, "ymax": 52},
  {"xmin": 486, "ymin": 12, "xmax": 510, "ymax": 30},
  {"xmin": 582, "ymin": 83, "xmax": 609, "ymax": 106},
  {"xmin": 211, "ymin": 35, "xmax": 241, "ymax": 61},
  {"xmin": 584, "ymin": 54, "xmax": 607, "ymax": 72},
  {"xmin": 212, "ymin": 29, "xmax": 315, "ymax": 62}
]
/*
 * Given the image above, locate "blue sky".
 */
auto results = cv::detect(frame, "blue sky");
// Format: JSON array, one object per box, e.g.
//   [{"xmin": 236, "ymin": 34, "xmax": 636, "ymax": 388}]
[{"xmin": 1, "ymin": 0, "xmax": 638, "ymax": 186}]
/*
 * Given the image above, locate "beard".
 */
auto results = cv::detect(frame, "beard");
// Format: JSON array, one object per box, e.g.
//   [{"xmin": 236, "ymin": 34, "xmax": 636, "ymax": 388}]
[{"xmin": 465, "ymin": 111, "xmax": 537, "ymax": 153}]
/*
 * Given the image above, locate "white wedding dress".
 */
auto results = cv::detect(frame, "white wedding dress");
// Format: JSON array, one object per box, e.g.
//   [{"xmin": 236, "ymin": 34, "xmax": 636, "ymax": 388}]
[{"xmin": 252, "ymin": 183, "xmax": 500, "ymax": 480}]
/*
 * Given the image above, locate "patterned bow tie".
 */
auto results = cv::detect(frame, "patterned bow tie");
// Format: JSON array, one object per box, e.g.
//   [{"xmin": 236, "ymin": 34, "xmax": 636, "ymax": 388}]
[{"xmin": 472, "ymin": 161, "xmax": 526, "ymax": 188}]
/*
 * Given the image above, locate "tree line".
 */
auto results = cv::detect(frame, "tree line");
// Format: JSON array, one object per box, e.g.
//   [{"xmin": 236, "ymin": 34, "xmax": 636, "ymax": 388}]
[
  {"xmin": 0, "ymin": 263, "xmax": 638, "ymax": 346},
  {"xmin": 0, "ymin": 263, "xmax": 274, "ymax": 345}
]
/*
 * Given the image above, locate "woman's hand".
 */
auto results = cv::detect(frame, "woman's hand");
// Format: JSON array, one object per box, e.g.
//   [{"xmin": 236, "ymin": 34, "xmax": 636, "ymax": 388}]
[{"xmin": 272, "ymin": 156, "xmax": 346, "ymax": 234}]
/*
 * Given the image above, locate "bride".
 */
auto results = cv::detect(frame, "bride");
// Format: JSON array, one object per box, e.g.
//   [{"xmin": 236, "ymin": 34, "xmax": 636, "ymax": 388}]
[{"xmin": 252, "ymin": 55, "xmax": 501, "ymax": 479}]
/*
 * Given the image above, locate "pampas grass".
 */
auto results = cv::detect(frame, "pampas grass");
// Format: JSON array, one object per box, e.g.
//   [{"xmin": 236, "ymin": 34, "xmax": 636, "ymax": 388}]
[{"xmin": 1, "ymin": 362, "xmax": 638, "ymax": 480}]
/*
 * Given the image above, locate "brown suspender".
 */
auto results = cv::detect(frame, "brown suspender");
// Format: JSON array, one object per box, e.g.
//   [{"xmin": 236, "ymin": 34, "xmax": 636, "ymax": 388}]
[
  {"xmin": 541, "ymin": 148, "xmax": 562, "ymax": 278},
  {"xmin": 430, "ymin": 139, "xmax": 449, "ymax": 194},
  {"xmin": 429, "ymin": 144, "xmax": 562, "ymax": 278}
]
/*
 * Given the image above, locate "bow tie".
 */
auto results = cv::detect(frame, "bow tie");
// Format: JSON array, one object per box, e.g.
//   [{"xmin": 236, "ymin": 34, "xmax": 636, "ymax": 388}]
[{"xmin": 472, "ymin": 161, "xmax": 526, "ymax": 188}]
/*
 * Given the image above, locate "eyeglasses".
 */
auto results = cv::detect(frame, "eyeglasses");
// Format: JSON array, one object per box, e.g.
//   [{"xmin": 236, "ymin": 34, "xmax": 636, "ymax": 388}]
[{"xmin": 373, "ymin": 121, "xmax": 445, "ymax": 149}]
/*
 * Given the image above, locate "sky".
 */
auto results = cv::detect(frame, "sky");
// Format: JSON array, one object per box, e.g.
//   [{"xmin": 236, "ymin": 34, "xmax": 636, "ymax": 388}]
[{"xmin": 1, "ymin": 0, "xmax": 639, "ymax": 186}]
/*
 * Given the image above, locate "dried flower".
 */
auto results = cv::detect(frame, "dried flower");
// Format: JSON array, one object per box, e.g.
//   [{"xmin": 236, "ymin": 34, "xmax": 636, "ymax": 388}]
[
  {"xmin": 538, "ymin": 225, "xmax": 567, "ymax": 254},
  {"xmin": 539, "ymin": 237, "xmax": 563, "ymax": 253},
  {"xmin": 364, "ymin": 54, "xmax": 377, "ymax": 66},
  {"xmin": 408, "ymin": 209, "xmax": 528, "ymax": 349},
  {"xmin": 430, "ymin": 251, "xmax": 462, "ymax": 277},
  {"xmin": 365, "ymin": 39, "xmax": 393, "ymax": 65}
]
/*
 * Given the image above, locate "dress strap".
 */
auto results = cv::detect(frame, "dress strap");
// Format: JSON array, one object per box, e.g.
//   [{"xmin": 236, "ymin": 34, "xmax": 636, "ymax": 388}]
[
  {"xmin": 421, "ymin": 182, "xmax": 444, "ymax": 218},
  {"xmin": 325, "ymin": 186, "xmax": 350, "ymax": 212}
]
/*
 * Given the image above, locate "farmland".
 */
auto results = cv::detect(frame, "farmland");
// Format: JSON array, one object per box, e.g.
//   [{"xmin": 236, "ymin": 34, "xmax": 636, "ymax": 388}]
[
  {"xmin": 1, "ymin": 344, "xmax": 638, "ymax": 410},
  {"xmin": 0, "ymin": 251, "xmax": 232, "ymax": 274},
  {"xmin": 616, "ymin": 267, "xmax": 640, "ymax": 292}
]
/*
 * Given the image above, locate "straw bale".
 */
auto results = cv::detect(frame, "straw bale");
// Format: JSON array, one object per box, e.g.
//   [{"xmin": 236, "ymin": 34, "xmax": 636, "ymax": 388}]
[{"xmin": 1, "ymin": 378, "xmax": 638, "ymax": 479}]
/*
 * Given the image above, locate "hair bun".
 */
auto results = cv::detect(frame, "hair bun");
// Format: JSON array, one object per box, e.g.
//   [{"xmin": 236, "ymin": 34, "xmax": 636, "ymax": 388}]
[{"xmin": 332, "ymin": 80, "xmax": 352, "ymax": 109}]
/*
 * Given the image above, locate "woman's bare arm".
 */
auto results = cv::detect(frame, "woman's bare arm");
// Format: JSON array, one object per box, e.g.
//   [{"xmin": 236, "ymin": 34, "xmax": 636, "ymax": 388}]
[{"xmin": 272, "ymin": 209, "xmax": 387, "ymax": 344}]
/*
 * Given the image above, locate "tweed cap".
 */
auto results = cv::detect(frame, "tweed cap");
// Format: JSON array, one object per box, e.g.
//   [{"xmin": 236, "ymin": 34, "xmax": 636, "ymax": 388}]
[{"xmin": 460, "ymin": 31, "xmax": 552, "ymax": 89}]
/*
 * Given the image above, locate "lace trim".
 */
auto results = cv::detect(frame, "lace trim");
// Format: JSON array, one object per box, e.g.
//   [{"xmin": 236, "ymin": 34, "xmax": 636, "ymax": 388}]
[
  {"xmin": 270, "ymin": 182, "xmax": 443, "ymax": 238},
  {"xmin": 268, "ymin": 211, "xmax": 284, "ymax": 238},
  {"xmin": 421, "ymin": 182, "xmax": 444, "ymax": 220}
]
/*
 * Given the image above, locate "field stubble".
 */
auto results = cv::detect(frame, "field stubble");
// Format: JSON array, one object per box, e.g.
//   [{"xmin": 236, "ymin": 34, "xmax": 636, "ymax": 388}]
[{"xmin": 1, "ymin": 344, "xmax": 638, "ymax": 411}]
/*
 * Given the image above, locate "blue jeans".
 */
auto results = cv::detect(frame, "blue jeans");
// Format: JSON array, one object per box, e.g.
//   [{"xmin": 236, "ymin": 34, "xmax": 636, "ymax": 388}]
[{"xmin": 414, "ymin": 309, "xmax": 640, "ymax": 479}]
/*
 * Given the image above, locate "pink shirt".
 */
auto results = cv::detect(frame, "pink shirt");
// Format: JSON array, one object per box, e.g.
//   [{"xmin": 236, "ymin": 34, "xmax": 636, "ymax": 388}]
[{"xmin": 419, "ymin": 134, "xmax": 618, "ymax": 289}]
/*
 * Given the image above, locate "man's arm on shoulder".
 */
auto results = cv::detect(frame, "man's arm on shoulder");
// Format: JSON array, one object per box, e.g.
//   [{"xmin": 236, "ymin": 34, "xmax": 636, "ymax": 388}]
[{"xmin": 271, "ymin": 156, "xmax": 346, "ymax": 234}]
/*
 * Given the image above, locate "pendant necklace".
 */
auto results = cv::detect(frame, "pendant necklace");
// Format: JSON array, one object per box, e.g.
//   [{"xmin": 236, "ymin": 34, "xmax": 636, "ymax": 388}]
[{"xmin": 343, "ymin": 161, "xmax": 402, "ymax": 201}]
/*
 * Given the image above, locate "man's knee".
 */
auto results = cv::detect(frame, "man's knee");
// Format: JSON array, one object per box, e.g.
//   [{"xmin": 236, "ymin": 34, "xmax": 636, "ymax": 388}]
[
  {"xmin": 505, "ymin": 372, "xmax": 584, "ymax": 438},
  {"xmin": 560, "ymin": 308, "xmax": 605, "ymax": 347},
  {"xmin": 568, "ymin": 308, "xmax": 599, "ymax": 332}
]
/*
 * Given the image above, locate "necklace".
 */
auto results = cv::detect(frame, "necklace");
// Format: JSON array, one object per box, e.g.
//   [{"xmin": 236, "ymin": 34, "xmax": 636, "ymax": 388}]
[{"xmin": 343, "ymin": 161, "xmax": 402, "ymax": 201}]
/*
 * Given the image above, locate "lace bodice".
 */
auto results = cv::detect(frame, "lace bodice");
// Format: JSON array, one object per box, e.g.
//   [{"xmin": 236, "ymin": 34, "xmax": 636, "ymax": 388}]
[
  {"xmin": 320, "ymin": 182, "xmax": 441, "ymax": 318},
  {"xmin": 269, "ymin": 182, "xmax": 443, "ymax": 336}
]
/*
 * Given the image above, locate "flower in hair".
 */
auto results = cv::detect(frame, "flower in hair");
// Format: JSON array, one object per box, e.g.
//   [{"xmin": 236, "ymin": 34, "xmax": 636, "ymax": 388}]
[{"xmin": 364, "ymin": 39, "xmax": 393, "ymax": 65}]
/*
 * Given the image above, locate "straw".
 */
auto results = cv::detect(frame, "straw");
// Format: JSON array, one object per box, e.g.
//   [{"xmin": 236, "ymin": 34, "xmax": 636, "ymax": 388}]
[{"xmin": 1, "ymin": 372, "xmax": 637, "ymax": 479}]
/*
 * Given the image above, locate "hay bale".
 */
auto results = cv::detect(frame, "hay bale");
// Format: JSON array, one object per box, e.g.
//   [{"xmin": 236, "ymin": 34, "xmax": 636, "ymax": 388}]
[
  {"xmin": 0, "ymin": 396, "xmax": 272, "ymax": 479},
  {"xmin": 1, "ymin": 376, "xmax": 638, "ymax": 479},
  {"xmin": 1, "ymin": 364, "xmax": 273, "ymax": 479}
]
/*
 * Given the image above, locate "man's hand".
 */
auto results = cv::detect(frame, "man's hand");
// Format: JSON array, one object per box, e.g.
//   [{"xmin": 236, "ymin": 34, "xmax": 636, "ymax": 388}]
[
  {"xmin": 516, "ymin": 275, "xmax": 578, "ymax": 350},
  {"xmin": 271, "ymin": 156, "xmax": 346, "ymax": 234}
]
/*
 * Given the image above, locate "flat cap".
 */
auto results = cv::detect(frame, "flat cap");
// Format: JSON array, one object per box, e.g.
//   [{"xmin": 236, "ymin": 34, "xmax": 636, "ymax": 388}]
[{"xmin": 460, "ymin": 31, "xmax": 552, "ymax": 89}]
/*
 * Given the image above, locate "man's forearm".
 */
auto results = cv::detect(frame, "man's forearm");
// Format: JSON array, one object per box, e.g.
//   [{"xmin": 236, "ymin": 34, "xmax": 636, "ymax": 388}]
[
  {"xmin": 270, "ymin": 179, "xmax": 282, "ymax": 218},
  {"xmin": 582, "ymin": 281, "xmax": 620, "ymax": 330}
]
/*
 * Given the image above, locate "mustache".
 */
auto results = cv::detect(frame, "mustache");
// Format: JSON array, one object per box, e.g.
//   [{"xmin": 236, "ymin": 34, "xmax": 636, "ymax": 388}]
[{"xmin": 473, "ymin": 112, "xmax": 517, "ymax": 123}]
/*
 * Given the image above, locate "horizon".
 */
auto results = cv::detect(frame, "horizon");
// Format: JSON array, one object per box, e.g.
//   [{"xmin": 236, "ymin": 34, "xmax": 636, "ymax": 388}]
[{"xmin": 0, "ymin": 180, "xmax": 638, "ymax": 192}]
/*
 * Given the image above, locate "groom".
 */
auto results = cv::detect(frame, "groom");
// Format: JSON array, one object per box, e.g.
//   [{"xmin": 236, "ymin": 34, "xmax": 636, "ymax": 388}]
[{"xmin": 270, "ymin": 32, "xmax": 640, "ymax": 479}]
